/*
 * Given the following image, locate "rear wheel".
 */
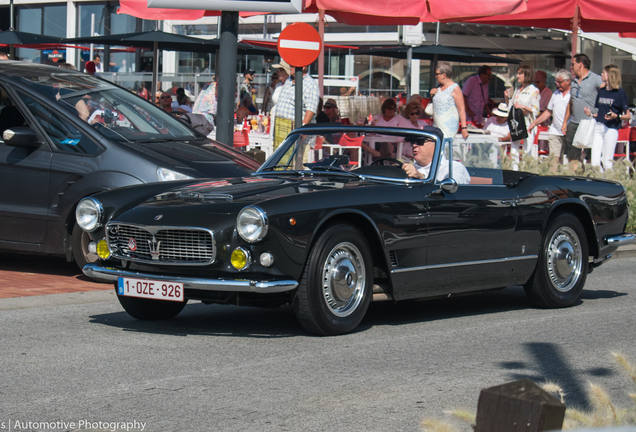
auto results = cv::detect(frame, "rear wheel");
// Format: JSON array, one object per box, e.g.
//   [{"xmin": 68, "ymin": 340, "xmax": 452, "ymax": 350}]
[
  {"xmin": 293, "ymin": 224, "xmax": 373, "ymax": 335},
  {"xmin": 524, "ymin": 213, "xmax": 588, "ymax": 308},
  {"xmin": 72, "ymin": 223, "xmax": 98, "ymax": 270},
  {"xmin": 117, "ymin": 294, "xmax": 187, "ymax": 320}
]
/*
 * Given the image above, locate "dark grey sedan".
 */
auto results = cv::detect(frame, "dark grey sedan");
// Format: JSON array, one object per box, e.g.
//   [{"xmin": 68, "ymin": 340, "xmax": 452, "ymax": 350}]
[{"xmin": 0, "ymin": 61, "xmax": 259, "ymax": 268}]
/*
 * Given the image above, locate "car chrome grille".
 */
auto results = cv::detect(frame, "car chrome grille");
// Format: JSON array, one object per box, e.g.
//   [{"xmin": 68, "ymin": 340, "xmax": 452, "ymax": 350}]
[{"xmin": 106, "ymin": 223, "xmax": 215, "ymax": 265}]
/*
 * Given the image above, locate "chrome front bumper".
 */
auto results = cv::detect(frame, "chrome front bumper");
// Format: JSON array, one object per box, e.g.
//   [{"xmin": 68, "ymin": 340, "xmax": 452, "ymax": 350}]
[
  {"xmin": 83, "ymin": 263, "xmax": 299, "ymax": 294},
  {"xmin": 605, "ymin": 233, "xmax": 636, "ymax": 247}
]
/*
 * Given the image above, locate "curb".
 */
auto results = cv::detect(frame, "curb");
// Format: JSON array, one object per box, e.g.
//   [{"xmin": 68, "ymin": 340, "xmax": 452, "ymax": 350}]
[{"xmin": 613, "ymin": 247, "xmax": 636, "ymax": 259}]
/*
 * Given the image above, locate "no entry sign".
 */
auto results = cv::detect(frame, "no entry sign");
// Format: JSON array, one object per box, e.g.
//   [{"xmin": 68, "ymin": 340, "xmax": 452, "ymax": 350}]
[{"xmin": 277, "ymin": 22, "xmax": 322, "ymax": 67}]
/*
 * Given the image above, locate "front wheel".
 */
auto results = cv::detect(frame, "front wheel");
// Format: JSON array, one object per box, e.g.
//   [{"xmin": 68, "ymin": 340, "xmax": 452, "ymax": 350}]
[
  {"xmin": 293, "ymin": 223, "xmax": 373, "ymax": 335},
  {"xmin": 117, "ymin": 294, "xmax": 188, "ymax": 320},
  {"xmin": 524, "ymin": 213, "xmax": 588, "ymax": 308}
]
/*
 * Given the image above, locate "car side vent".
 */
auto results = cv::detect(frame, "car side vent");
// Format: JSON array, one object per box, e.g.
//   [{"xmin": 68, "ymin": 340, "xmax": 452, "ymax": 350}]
[{"xmin": 389, "ymin": 250, "xmax": 398, "ymax": 267}]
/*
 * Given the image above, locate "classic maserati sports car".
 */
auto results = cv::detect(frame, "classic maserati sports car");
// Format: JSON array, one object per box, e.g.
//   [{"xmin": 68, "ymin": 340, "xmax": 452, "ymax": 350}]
[{"xmin": 80, "ymin": 124, "xmax": 635, "ymax": 335}]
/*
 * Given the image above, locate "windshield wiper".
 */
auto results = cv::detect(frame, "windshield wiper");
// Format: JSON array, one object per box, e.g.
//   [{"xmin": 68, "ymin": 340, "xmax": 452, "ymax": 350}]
[
  {"xmin": 138, "ymin": 137, "xmax": 180, "ymax": 143},
  {"xmin": 258, "ymin": 165, "xmax": 304, "ymax": 175}
]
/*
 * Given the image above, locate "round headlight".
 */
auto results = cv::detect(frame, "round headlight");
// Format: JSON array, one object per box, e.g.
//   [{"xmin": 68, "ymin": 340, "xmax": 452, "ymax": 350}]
[
  {"xmin": 237, "ymin": 206, "xmax": 268, "ymax": 243},
  {"xmin": 76, "ymin": 197, "xmax": 103, "ymax": 232}
]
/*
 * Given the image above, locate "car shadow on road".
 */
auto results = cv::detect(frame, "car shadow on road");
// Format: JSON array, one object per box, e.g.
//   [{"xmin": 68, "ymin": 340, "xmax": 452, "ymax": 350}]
[
  {"xmin": 360, "ymin": 286, "xmax": 532, "ymax": 330},
  {"xmin": 89, "ymin": 285, "xmax": 627, "ymax": 339},
  {"xmin": 90, "ymin": 302, "xmax": 307, "ymax": 338}
]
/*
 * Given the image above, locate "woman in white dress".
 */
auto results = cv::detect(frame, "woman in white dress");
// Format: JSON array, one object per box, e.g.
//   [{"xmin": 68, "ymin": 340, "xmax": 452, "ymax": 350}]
[
  {"xmin": 429, "ymin": 62, "xmax": 469, "ymax": 140},
  {"xmin": 506, "ymin": 65, "xmax": 540, "ymax": 167}
]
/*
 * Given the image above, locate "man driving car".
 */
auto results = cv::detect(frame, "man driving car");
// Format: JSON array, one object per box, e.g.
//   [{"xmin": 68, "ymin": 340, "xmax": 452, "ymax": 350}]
[{"xmin": 402, "ymin": 133, "xmax": 471, "ymax": 184}]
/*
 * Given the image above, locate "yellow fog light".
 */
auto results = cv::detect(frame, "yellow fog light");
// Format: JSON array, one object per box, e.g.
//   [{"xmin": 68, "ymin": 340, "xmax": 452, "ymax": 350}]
[
  {"xmin": 230, "ymin": 247, "xmax": 251, "ymax": 271},
  {"xmin": 96, "ymin": 239, "xmax": 111, "ymax": 260}
]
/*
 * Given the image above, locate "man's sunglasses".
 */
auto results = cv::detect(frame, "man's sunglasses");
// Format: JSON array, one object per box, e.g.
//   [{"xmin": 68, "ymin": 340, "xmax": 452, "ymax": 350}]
[{"xmin": 411, "ymin": 139, "xmax": 436, "ymax": 146}]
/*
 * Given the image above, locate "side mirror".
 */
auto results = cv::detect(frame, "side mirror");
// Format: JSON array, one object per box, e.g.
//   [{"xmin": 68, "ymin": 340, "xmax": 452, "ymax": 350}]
[
  {"xmin": 3, "ymin": 127, "xmax": 40, "ymax": 148},
  {"xmin": 440, "ymin": 177, "xmax": 458, "ymax": 194}
]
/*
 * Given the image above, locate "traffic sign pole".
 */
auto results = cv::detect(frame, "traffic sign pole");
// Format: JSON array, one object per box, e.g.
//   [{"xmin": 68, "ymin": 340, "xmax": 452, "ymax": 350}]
[{"xmin": 295, "ymin": 68, "xmax": 302, "ymax": 129}]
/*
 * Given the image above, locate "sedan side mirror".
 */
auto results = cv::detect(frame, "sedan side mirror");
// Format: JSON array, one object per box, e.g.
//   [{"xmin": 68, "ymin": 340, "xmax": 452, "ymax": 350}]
[{"xmin": 2, "ymin": 127, "xmax": 40, "ymax": 148}]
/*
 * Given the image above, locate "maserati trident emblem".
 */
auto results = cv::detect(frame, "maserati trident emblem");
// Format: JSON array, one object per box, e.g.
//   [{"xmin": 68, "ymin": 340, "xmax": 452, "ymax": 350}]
[
  {"xmin": 148, "ymin": 235, "xmax": 162, "ymax": 260},
  {"xmin": 154, "ymin": 214, "xmax": 163, "ymax": 221},
  {"xmin": 128, "ymin": 237, "xmax": 137, "ymax": 252}
]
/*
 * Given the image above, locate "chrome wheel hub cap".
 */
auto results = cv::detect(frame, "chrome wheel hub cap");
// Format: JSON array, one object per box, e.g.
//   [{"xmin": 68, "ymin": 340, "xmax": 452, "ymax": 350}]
[
  {"xmin": 322, "ymin": 242, "xmax": 366, "ymax": 317},
  {"xmin": 546, "ymin": 227, "xmax": 582, "ymax": 292}
]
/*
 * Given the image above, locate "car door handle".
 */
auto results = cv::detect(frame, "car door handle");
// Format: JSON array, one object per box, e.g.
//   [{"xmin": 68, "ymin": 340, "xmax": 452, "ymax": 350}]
[{"xmin": 501, "ymin": 199, "xmax": 519, "ymax": 207}]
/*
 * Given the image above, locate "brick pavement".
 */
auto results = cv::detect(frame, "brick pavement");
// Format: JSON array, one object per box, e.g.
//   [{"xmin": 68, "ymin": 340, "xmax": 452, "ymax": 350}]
[{"xmin": 0, "ymin": 253, "xmax": 111, "ymax": 299}]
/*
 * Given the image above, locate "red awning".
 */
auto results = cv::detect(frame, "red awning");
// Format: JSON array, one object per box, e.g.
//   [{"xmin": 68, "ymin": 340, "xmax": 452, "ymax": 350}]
[
  {"xmin": 462, "ymin": 0, "xmax": 636, "ymax": 33},
  {"xmin": 118, "ymin": 0, "xmax": 526, "ymax": 25}
]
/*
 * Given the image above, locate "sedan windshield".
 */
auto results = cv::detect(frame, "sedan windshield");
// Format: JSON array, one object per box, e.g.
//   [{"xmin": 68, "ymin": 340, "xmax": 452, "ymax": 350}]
[{"xmin": 16, "ymin": 72, "xmax": 198, "ymax": 143}]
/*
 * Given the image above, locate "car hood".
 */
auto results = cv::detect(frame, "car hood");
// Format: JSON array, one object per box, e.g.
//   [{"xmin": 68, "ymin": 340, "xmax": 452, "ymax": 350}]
[
  {"xmin": 114, "ymin": 139, "xmax": 260, "ymax": 178},
  {"xmin": 127, "ymin": 175, "xmax": 362, "ymax": 214}
]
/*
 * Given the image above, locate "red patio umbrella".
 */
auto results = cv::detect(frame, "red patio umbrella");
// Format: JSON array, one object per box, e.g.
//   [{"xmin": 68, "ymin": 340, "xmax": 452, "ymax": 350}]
[
  {"xmin": 119, "ymin": 0, "xmax": 526, "ymax": 25},
  {"xmin": 300, "ymin": 0, "xmax": 526, "ymax": 25},
  {"xmin": 460, "ymin": 0, "xmax": 636, "ymax": 61}
]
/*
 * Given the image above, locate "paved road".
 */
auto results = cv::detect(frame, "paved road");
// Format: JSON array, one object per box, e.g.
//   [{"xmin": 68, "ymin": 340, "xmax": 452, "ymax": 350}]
[{"xmin": 1, "ymin": 257, "xmax": 635, "ymax": 432}]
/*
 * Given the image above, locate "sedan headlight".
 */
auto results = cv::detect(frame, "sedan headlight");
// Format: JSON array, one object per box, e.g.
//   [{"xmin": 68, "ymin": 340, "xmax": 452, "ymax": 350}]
[
  {"xmin": 237, "ymin": 206, "xmax": 268, "ymax": 243},
  {"xmin": 157, "ymin": 167, "xmax": 193, "ymax": 182},
  {"xmin": 76, "ymin": 197, "xmax": 103, "ymax": 232}
]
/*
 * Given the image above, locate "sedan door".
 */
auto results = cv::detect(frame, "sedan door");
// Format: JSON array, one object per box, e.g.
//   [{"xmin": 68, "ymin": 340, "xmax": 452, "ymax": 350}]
[{"xmin": 0, "ymin": 84, "xmax": 51, "ymax": 244}]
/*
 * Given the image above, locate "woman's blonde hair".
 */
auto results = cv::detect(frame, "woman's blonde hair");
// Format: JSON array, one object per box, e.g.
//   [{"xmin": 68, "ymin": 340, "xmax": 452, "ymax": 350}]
[{"xmin": 605, "ymin": 64, "xmax": 622, "ymax": 90}]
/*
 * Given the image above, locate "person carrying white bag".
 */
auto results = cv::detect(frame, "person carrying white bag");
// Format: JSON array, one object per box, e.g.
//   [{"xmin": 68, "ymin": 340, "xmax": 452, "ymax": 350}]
[{"xmin": 571, "ymin": 114, "xmax": 595, "ymax": 150}]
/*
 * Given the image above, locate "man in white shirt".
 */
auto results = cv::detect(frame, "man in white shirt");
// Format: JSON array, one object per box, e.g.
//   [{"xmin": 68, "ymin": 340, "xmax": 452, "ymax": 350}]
[
  {"xmin": 529, "ymin": 69, "xmax": 571, "ymax": 160},
  {"xmin": 402, "ymin": 133, "xmax": 471, "ymax": 184}
]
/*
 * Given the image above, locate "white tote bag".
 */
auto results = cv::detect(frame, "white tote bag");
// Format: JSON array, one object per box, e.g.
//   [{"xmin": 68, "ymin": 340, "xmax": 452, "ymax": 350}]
[
  {"xmin": 572, "ymin": 116, "xmax": 596, "ymax": 149},
  {"xmin": 424, "ymin": 101, "xmax": 434, "ymax": 116}
]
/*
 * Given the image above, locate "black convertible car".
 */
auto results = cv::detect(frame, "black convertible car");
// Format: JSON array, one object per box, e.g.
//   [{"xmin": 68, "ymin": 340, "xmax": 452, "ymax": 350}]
[{"xmin": 80, "ymin": 124, "xmax": 635, "ymax": 335}]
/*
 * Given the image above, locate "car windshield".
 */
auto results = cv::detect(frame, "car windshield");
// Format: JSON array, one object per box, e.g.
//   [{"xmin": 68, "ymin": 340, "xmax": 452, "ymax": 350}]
[
  {"xmin": 257, "ymin": 125, "xmax": 446, "ymax": 181},
  {"xmin": 257, "ymin": 125, "xmax": 505, "ymax": 185},
  {"xmin": 16, "ymin": 72, "xmax": 198, "ymax": 143}
]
